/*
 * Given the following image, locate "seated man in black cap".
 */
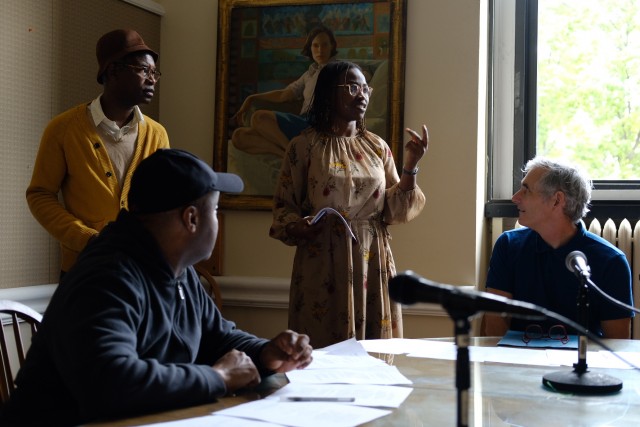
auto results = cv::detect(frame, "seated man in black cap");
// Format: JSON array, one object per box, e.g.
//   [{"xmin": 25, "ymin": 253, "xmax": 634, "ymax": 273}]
[
  {"xmin": 27, "ymin": 29, "xmax": 170, "ymax": 277},
  {"xmin": 0, "ymin": 149, "xmax": 313, "ymax": 427}
]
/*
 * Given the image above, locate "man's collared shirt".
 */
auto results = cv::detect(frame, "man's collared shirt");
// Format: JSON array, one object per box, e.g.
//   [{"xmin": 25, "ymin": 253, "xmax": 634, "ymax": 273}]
[{"xmin": 88, "ymin": 96, "xmax": 143, "ymax": 189}]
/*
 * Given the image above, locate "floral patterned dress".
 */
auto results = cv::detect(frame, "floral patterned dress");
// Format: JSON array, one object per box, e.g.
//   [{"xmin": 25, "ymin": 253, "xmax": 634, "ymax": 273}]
[{"xmin": 270, "ymin": 129, "xmax": 426, "ymax": 348}]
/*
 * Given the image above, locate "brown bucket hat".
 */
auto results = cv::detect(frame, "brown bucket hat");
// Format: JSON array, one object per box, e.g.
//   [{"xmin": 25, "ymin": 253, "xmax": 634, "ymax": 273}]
[{"xmin": 96, "ymin": 29, "xmax": 158, "ymax": 84}]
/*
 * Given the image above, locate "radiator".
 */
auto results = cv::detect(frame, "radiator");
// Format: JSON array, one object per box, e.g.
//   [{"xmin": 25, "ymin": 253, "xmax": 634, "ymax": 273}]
[
  {"xmin": 490, "ymin": 217, "xmax": 640, "ymax": 339},
  {"xmin": 587, "ymin": 218, "xmax": 640, "ymax": 339}
]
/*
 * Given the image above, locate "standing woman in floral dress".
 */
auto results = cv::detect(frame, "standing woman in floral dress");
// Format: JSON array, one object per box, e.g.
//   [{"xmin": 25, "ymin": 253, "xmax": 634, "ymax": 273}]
[{"xmin": 270, "ymin": 61, "xmax": 429, "ymax": 348}]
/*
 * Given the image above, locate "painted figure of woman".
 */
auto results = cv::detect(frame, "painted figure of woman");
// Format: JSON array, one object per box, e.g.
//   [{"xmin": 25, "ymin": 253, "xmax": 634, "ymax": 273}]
[{"xmin": 232, "ymin": 26, "xmax": 338, "ymax": 158}]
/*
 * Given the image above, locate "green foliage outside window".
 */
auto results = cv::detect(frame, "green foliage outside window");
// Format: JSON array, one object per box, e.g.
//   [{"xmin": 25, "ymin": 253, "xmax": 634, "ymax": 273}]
[{"xmin": 538, "ymin": 0, "xmax": 640, "ymax": 180}]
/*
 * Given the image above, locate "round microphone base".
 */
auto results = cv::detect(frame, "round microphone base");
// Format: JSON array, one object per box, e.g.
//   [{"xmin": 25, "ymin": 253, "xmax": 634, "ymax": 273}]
[{"xmin": 543, "ymin": 370, "xmax": 622, "ymax": 394}]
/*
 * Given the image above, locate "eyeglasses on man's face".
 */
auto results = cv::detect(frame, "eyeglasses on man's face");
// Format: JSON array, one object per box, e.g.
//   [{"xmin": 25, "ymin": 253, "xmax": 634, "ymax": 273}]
[
  {"xmin": 119, "ymin": 63, "xmax": 162, "ymax": 81},
  {"xmin": 336, "ymin": 83, "xmax": 373, "ymax": 97},
  {"xmin": 522, "ymin": 324, "xmax": 569, "ymax": 344}
]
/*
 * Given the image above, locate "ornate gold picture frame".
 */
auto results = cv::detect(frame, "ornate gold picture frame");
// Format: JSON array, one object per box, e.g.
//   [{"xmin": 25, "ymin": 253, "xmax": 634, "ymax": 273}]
[{"xmin": 214, "ymin": 0, "xmax": 407, "ymax": 210}]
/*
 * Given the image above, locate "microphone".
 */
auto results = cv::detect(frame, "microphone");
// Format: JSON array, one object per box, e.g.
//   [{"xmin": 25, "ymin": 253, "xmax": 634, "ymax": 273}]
[
  {"xmin": 565, "ymin": 250, "xmax": 591, "ymax": 278},
  {"xmin": 389, "ymin": 271, "xmax": 546, "ymax": 319}
]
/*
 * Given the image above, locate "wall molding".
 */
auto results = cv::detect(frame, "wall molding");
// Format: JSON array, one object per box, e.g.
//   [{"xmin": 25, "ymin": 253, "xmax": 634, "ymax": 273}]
[
  {"xmin": 217, "ymin": 276, "xmax": 290, "ymax": 309},
  {"xmin": 217, "ymin": 276, "xmax": 450, "ymax": 317},
  {"xmin": 0, "ymin": 277, "xmax": 453, "ymax": 318},
  {"xmin": 0, "ymin": 284, "xmax": 56, "ymax": 314}
]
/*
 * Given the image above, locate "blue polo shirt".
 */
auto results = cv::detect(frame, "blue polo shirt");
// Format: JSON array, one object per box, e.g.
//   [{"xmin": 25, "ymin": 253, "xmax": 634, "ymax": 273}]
[{"xmin": 486, "ymin": 222, "xmax": 634, "ymax": 335}]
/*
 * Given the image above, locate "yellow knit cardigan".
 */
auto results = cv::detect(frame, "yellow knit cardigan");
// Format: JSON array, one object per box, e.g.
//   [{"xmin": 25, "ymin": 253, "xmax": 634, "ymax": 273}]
[{"xmin": 26, "ymin": 104, "xmax": 170, "ymax": 272}]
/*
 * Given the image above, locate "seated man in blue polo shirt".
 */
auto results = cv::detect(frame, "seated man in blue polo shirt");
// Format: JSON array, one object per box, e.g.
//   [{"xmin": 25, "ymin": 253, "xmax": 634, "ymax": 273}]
[{"xmin": 483, "ymin": 157, "xmax": 634, "ymax": 339}]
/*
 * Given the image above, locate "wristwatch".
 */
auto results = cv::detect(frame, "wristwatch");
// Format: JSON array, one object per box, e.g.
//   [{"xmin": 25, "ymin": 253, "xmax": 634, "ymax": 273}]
[{"xmin": 402, "ymin": 166, "xmax": 419, "ymax": 175}]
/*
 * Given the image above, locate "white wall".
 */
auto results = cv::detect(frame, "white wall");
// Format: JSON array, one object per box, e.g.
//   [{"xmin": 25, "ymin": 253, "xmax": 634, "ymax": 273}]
[{"xmin": 156, "ymin": 0, "xmax": 489, "ymax": 338}]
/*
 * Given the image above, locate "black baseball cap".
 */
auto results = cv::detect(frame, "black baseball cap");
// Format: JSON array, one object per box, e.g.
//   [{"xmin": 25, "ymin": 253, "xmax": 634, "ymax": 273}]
[{"xmin": 128, "ymin": 149, "xmax": 244, "ymax": 214}]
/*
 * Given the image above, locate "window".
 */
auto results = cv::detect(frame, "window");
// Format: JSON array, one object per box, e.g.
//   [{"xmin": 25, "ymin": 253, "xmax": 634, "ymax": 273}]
[{"xmin": 488, "ymin": 0, "xmax": 640, "ymax": 217}]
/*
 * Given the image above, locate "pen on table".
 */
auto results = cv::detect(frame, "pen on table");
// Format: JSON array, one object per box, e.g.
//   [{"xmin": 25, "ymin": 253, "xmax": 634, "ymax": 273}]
[{"xmin": 284, "ymin": 397, "xmax": 356, "ymax": 402}]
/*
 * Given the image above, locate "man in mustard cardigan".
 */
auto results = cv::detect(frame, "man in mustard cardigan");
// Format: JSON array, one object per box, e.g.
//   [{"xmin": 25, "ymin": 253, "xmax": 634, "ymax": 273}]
[{"xmin": 26, "ymin": 29, "xmax": 170, "ymax": 276}]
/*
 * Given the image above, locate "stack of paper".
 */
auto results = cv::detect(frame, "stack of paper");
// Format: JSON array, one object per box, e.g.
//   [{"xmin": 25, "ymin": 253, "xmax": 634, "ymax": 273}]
[{"xmin": 211, "ymin": 338, "xmax": 413, "ymax": 427}]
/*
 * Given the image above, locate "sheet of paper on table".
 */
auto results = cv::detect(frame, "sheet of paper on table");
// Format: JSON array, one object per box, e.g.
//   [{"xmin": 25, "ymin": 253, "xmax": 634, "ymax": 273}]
[
  {"xmin": 213, "ymin": 399, "xmax": 391, "ymax": 427},
  {"xmin": 124, "ymin": 414, "xmax": 282, "ymax": 426},
  {"xmin": 359, "ymin": 338, "xmax": 640, "ymax": 369},
  {"xmin": 286, "ymin": 339, "xmax": 412, "ymax": 385},
  {"xmin": 267, "ymin": 382, "xmax": 412, "ymax": 408}
]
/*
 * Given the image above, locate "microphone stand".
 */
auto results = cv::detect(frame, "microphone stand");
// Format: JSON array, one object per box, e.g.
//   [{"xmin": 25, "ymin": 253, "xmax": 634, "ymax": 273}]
[
  {"xmin": 389, "ymin": 271, "xmax": 548, "ymax": 426},
  {"xmin": 441, "ymin": 300, "xmax": 474, "ymax": 427},
  {"xmin": 542, "ymin": 271, "xmax": 622, "ymax": 394}
]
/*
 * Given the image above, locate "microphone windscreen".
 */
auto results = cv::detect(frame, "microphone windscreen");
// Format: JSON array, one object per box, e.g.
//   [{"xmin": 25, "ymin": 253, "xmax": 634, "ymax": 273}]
[
  {"xmin": 389, "ymin": 271, "xmax": 446, "ymax": 305},
  {"xmin": 565, "ymin": 250, "xmax": 587, "ymax": 273},
  {"xmin": 389, "ymin": 273, "xmax": 417, "ymax": 305}
]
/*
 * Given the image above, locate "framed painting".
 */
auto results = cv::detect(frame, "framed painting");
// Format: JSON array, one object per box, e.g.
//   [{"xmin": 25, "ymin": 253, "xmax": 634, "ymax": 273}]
[{"xmin": 214, "ymin": 0, "xmax": 408, "ymax": 210}]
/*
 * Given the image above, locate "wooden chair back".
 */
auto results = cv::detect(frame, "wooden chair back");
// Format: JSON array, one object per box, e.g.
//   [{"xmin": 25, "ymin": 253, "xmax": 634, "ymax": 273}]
[
  {"xmin": 194, "ymin": 264, "xmax": 223, "ymax": 310},
  {"xmin": 0, "ymin": 300, "xmax": 42, "ymax": 404}
]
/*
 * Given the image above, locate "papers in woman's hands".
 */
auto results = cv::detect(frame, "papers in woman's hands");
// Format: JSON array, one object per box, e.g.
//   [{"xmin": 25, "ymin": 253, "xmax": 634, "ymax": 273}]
[{"xmin": 310, "ymin": 207, "xmax": 357, "ymax": 242}]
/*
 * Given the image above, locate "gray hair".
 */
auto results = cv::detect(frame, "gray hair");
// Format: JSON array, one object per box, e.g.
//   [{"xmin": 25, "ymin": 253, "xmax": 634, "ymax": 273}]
[{"xmin": 523, "ymin": 157, "xmax": 592, "ymax": 222}]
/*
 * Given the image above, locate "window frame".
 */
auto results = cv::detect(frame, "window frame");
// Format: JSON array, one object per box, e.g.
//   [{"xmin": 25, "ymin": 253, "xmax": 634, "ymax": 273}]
[{"xmin": 486, "ymin": 0, "xmax": 640, "ymax": 220}]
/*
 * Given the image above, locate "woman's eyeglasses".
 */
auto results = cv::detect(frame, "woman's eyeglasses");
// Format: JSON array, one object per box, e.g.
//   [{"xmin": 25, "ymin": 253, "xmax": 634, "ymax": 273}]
[
  {"xmin": 336, "ymin": 83, "xmax": 373, "ymax": 97},
  {"xmin": 119, "ymin": 63, "xmax": 162, "ymax": 81},
  {"xmin": 522, "ymin": 324, "xmax": 569, "ymax": 344}
]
